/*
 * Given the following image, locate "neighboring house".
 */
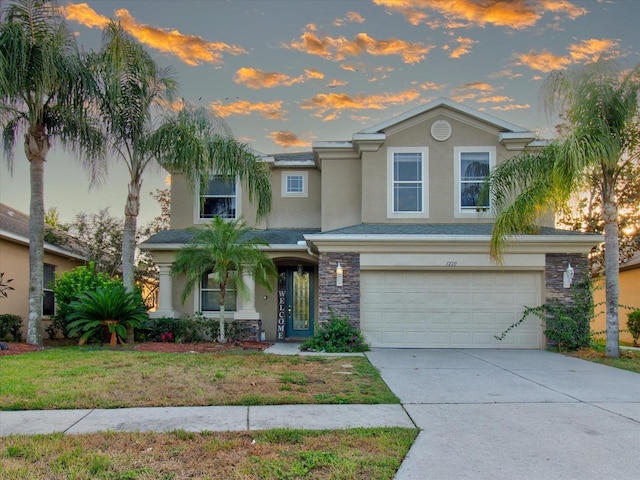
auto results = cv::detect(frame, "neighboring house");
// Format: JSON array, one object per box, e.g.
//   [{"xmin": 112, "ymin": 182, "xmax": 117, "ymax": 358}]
[
  {"xmin": 140, "ymin": 98, "xmax": 601, "ymax": 349},
  {"xmin": 592, "ymin": 251, "xmax": 640, "ymax": 344},
  {"xmin": 0, "ymin": 203, "xmax": 85, "ymax": 338}
]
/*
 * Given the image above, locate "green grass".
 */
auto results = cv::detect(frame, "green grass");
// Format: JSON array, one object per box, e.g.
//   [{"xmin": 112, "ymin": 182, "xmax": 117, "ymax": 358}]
[
  {"xmin": 0, "ymin": 428, "xmax": 418, "ymax": 479},
  {"xmin": 569, "ymin": 341, "xmax": 640, "ymax": 374},
  {"xmin": 0, "ymin": 347, "xmax": 398, "ymax": 410}
]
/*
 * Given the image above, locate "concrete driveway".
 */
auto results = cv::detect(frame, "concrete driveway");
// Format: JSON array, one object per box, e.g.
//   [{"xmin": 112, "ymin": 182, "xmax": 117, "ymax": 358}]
[{"xmin": 366, "ymin": 349, "xmax": 640, "ymax": 480}]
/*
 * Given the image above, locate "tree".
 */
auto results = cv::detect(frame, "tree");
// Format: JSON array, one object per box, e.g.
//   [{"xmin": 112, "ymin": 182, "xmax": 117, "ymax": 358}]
[
  {"xmin": 171, "ymin": 217, "xmax": 276, "ymax": 342},
  {"xmin": 0, "ymin": 0, "xmax": 104, "ymax": 345},
  {"xmin": 488, "ymin": 60, "xmax": 640, "ymax": 357},
  {"xmin": 90, "ymin": 22, "xmax": 271, "ymax": 314}
]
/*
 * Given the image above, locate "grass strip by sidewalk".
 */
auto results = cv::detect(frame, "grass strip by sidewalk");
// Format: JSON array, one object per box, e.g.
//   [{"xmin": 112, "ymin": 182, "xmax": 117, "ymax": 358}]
[
  {"xmin": 0, "ymin": 427, "xmax": 418, "ymax": 479},
  {"xmin": 0, "ymin": 347, "xmax": 398, "ymax": 410}
]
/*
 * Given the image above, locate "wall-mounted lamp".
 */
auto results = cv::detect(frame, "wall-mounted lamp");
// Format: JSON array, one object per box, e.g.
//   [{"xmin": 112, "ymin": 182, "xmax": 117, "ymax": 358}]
[
  {"xmin": 336, "ymin": 262, "xmax": 343, "ymax": 287},
  {"xmin": 563, "ymin": 263, "xmax": 574, "ymax": 288}
]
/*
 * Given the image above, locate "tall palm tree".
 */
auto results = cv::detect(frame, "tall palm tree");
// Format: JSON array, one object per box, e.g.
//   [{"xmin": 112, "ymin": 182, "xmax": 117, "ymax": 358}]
[
  {"xmin": 171, "ymin": 216, "xmax": 276, "ymax": 342},
  {"xmin": 488, "ymin": 60, "xmax": 640, "ymax": 358},
  {"xmin": 92, "ymin": 22, "xmax": 271, "ymax": 304},
  {"xmin": 0, "ymin": 0, "xmax": 104, "ymax": 345}
]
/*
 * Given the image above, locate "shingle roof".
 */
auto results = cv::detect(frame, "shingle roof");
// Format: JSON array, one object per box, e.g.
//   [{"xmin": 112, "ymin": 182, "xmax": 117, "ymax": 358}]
[
  {"xmin": 0, "ymin": 203, "xmax": 85, "ymax": 257},
  {"xmin": 140, "ymin": 228, "xmax": 321, "ymax": 247},
  {"xmin": 318, "ymin": 223, "xmax": 596, "ymax": 236}
]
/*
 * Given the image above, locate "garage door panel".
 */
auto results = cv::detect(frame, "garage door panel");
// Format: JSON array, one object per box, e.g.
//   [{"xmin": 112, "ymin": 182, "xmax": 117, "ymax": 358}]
[{"xmin": 361, "ymin": 271, "xmax": 542, "ymax": 349}]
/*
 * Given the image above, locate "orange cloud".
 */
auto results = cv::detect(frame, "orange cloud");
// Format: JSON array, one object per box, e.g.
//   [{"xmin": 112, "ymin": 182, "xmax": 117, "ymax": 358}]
[
  {"xmin": 64, "ymin": 3, "xmax": 246, "ymax": 66},
  {"xmin": 373, "ymin": 0, "xmax": 586, "ymax": 30},
  {"xmin": 284, "ymin": 29, "xmax": 432, "ymax": 64},
  {"xmin": 491, "ymin": 103, "xmax": 531, "ymax": 111},
  {"xmin": 448, "ymin": 37, "xmax": 477, "ymax": 59},
  {"xmin": 210, "ymin": 99, "xmax": 286, "ymax": 120},
  {"xmin": 334, "ymin": 11, "xmax": 366, "ymax": 27},
  {"xmin": 477, "ymin": 95, "xmax": 514, "ymax": 104},
  {"xmin": 514, "ymin": 49, "xmax": 572, "ymax": 72},
  {"xmin": 300, "ymin": 89, "xmax": 420, "ymax": 121},
  {"xmin": 269, "ymin": 131, "xmax": 310, "ymax": 148},
  {"xmin": 304, "ymin": 68, "xmax": 325, "ymax": 80},
  {"xmin": 452, "ymin": 82, "xmax": 497, "ymax": 93},
  {"xmin": 413, "ymin": 81, "xmax": 447, "ymax": 91},
  {"xmin": 234, "ymin": 68, "xmax": 305, "ymax": 89},
  {"xmin": 328, "ymin": 79, "xmax": 348, "ymax": 87},
  {"xmin": 568, "ymin": 38, "xmax": 619, "ymax": 62}
]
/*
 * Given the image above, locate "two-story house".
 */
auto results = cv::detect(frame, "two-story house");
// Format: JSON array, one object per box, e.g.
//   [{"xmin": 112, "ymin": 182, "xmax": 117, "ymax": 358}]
[{"xmin": 140, "ymin": 98, "xmax": 600, "ymax": 349}]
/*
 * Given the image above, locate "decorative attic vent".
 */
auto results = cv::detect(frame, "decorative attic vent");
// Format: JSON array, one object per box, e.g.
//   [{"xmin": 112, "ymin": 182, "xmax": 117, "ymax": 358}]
[{"xmin": 430, "ymin": 120, "xmax": 452, "ymax": 141}]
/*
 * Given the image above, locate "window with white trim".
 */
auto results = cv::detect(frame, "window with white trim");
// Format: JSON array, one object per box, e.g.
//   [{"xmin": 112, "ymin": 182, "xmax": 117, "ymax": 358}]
[
  {"xmin": 43, "ymin": 263, "xmax": 55, "ymax": 316},
  {"xmin": 201, "ymin": 270, "xmax": 236, "ymax": 312},
  {"xmin": 387, "ymin": 147, "xmax": 429, "ymax": 218},
  {"xmin": 454, "ymin": 147, "xmax": 495, "ymax": 216},
  {"xmin": 199, "ymin": 175, "xmax": 237, "ymax": 219},
  {"xmin": 281, "ymin": 171, "xmax": 308, "ymax": 198}
]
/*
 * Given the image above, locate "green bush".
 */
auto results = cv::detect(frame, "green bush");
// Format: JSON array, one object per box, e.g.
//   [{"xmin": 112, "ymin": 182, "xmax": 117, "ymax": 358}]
[
  {"xmin": 627, "ymin": 309, "xmax": 640, "ymax": 346},
  {"xmin": 136, "ymin": 313, "xmax": 220, "ymax": 343},
  {"xmin": 301, "ymin": 310, "xmax": 369, "ymax": 353},
  {"xmin": 0, "ymin": 314, "xmax": 23, "ymax": 341},
  {"xmin": 67, "ymin": 284, "xmax": 148, "ymax": 346},
  {"xmin": 50, "ymin": 263, "xmax": 118, "ymax": 339}
]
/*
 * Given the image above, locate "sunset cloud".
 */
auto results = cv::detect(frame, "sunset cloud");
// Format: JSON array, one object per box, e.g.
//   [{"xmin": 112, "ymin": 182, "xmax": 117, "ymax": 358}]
[
  {"xmin": 515, "ymin": 49, "xmax": 572, "ymax": 73},
  {"xmin": 304, "ymin": 68, "xmax": 325, "ymax": 80},
  {"xmin": 269, "ymin": 131, "xmax": 310, "ymax": 148},
  {"xmin": 334, "ymin": 11, "xmax": 366, "ymax": 27},
  {"xmin": 373, "ymin": 0, "xmax": 587, "ymax": 30},
  {"xmin": 452, "ymin": 82, "xmax": 497, "ymax": 94},
  {"xmin": 515, "ymin": 38, "xmax": 617, "ymax": 73},
  {"xmin": 284, "ymin": 28, "xmax": 433, "ymax": 64},
  {"xmin": 568, "ymin": 38, "xmax": 619, "ymax": 62},
  {"xmin": 413, "ymin": 81, "xmax": 447, "ymax": 91},
  {"xmin": 210, "ymin": 99, "xmax": 286, "ymax": 120},
  {"xmin": 234, "ymin": 68, "xmax": 304, "ymax": 89},
  {"xmin": 477, "ymin": 95, "xmax": 514, "ymax": 104},
  {"xmin": 300, "ymin": 89, "xmax": 420, "ymax": 121},
  {"xmin": 328, "ymin": 79, "xmax": 348, "ymax": 87},
  {"xmin": 448, "ymin": 37, "xmax": 477, "ymax": 59},
  {"xmin": 491, "ymin": 103, "xmax": 531, "ymax": 111},
  {"xmin": 64, "ymin": 3, "xmax": 246, "ymax": 66}
]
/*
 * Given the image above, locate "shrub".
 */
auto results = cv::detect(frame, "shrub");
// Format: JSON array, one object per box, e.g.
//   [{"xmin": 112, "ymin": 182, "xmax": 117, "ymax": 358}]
[
  {"xmin": 67, "ymin": 284, "xmax": 148, "ymax": 346},
  {"xmin": 301, "ymin": 310, "xmax": 369, "ymax": 353},
  {"xmin": 136, "ymin": 314, "xmax": 219, "ymax": 343},
  {"xmin": 627, "ymin": 310, "xmax": 640, "ymax": 346},
  {"xmin": 0, "ymin": 314, "xmax": 22, "ymax": 341},
  {"xmin": 50, "ymin": 263, "xmax": 118, "ymax": 339}
]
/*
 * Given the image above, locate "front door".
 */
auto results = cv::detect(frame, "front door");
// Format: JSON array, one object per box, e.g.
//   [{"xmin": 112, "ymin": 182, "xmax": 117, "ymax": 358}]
[{"xmin": 277, "ymin": 267, "xmax": 314, "ymax": 340}]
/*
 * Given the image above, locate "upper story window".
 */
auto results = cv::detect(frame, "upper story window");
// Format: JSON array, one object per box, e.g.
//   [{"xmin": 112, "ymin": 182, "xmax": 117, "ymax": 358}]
[
  {"xmin": 281, "ymin": 171, "xmax": 308, "ymax": 198},
  {"xmin": 387, "ymin": 147, "xmax": 429, "ymax": 219},
  {"xmin": 43, "ymin": 263, "xmax": 55, "ymax": 317},
  {"xmin": 200, "ymin": 175, "xmax": 237, "ymax": 219},
  {"xmin": 454, "ymin": 146, "xmax": 495, "ymax": 217}
]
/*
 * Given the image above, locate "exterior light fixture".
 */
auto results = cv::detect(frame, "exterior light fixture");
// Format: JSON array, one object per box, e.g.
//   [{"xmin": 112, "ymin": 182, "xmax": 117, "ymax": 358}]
[
  {"xmin": 336, "ymin": 262, "xmax": 343, "ymax": 287},
  {"xmin": 563, "ymin": 263, "xmax": 574, "ymax": 288}
]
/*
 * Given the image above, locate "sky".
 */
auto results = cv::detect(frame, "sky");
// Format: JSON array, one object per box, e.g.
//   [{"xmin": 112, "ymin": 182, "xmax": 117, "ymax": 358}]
[{"xmin": 1, "ymin": 0, "xmax": 639, "ymax": 225}]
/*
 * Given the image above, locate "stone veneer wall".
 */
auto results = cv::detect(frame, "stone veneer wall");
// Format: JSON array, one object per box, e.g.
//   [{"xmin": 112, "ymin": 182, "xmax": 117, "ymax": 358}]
[
  {"xmin": 318, "ymin": 252, "xmax": 360, "ymax": 329},
  {"xmin": 545, "ymin": 253, "xmax": 590, "ymax": 305}
]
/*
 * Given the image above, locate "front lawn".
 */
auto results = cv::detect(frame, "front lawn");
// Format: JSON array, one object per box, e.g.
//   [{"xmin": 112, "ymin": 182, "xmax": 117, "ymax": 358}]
[
  {"xmin": 0, "ymin": 428, "xmax": 418, "ymax": 479},
  {"xmin": 568, "ymin": 345, "xmax": 640, "ymax": 374},
  {"xmin": 0, "ymin": 347, "xmax": 398, "ymax": 410}
]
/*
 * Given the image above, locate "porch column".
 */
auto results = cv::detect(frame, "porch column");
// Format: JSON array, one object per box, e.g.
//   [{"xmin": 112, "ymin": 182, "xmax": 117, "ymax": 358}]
[
  {"xmin": 150, "ymin": 263, "xmax": 177, "ymax": 318},
  {"xmin": 235, "ymin": 271, "xmax": 260, "ymax": 320}
]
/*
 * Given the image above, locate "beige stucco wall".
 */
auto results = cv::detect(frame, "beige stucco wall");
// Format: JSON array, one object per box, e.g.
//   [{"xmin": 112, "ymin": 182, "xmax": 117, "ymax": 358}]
[
  {"xmin": 320, "ymin": 157, "xmax": 362, "ymax": 232},
  {"xmin": 592, "ymin": 269, "xmax": 640, "ymax": 344},
  {"xmin": 359, "ymin": 111, "xmax": 516, "ymax": 224},
  {"xmin": 0, "ymin": 238, "xmax": 84, "ymax": 338},
  {"xmin": 264, "ymin": 168, "xmax": 321, "ymax": 229}
]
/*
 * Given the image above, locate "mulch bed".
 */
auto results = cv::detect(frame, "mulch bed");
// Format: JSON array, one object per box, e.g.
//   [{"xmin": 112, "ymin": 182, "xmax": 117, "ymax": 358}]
[{"xmin": 0, "ymin": 340, "xmax": 273, "ymax": 356}]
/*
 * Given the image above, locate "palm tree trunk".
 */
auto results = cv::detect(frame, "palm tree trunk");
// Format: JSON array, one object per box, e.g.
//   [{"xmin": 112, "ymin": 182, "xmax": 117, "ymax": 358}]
[
  {"xmin": 25, "ymin": 127, "xmax": 48, "ymax": 346},
  {"xmin": 603, "ymin": 198, "xmax": 620, "ymax": 358},
  {"xmin": 122, "ymin": 178, "xmax": 141, "ymax": 342}
]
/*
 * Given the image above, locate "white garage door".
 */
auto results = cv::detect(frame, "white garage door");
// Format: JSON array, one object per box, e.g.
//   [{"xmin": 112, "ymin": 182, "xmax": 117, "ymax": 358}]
[{"xmin": 360, "ymin": 271, "xmax": 542, "ymax": 348}]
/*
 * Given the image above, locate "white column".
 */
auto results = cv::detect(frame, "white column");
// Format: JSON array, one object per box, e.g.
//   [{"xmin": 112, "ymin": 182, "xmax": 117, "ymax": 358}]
[
  {"xmin": 150, "ymin": 263, "xmax": 177, "ymax": 318},
  {"xmin": 235, "ymin": 271, "xmax": 260, "ymax": 320}
]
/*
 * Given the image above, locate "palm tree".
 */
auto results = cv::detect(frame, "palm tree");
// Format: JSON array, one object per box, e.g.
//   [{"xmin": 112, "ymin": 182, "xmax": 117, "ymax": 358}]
[
  {"xmin": 91, "ymin": 22, "xmax": 271, "ymax": 305},
  {"xmin": 0, "ymin": 0, "xmax": 104, "ymax": 345},
  {"xmin": 171, "ymin": 217, "xmax": 276, "ymax": 342},
  {"xmin": 488, "ymin": 60, "xmax": 640, "ymax": 357}
]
